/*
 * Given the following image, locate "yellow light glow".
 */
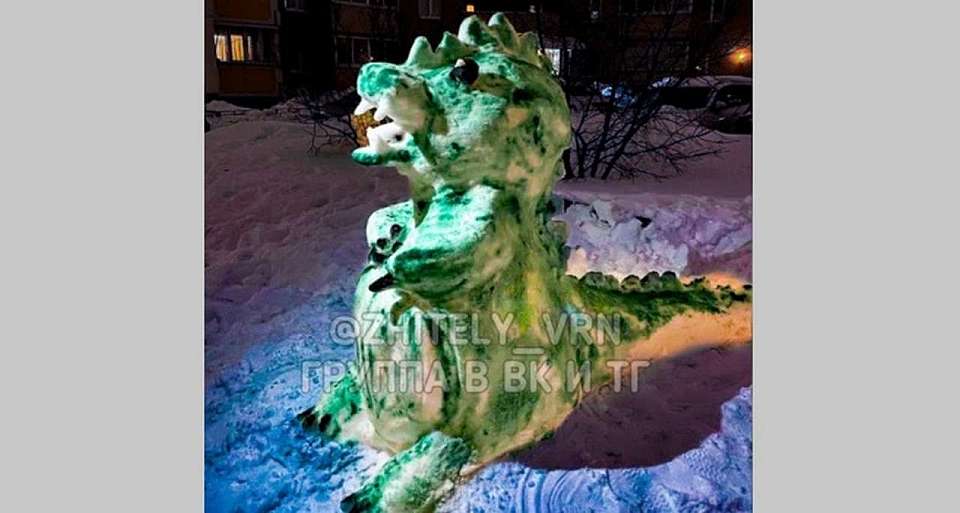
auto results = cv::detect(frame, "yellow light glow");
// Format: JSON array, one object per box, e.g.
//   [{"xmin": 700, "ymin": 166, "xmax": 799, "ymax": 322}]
[
  {"xmin": 230, "ymin": 35, "xmax": 246, "ymax": 61},
  {"xmin": 466, "ymin": 3, "xmax": 475, "ymax": 13},
  {"xmin": 732, "ymin": 48, "xmax": 751, "ymax": 64},
  {"xmin": 214, "ymin": 35, "xmax": 228, "ymax": 62}
]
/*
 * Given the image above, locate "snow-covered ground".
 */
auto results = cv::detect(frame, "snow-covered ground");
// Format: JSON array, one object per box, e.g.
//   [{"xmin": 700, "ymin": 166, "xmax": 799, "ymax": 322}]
[
  {"xmin": 205, "ymin": 118, "xmax": 752, "ymax": 512},
  {"xmin": 206, "ymin": 99, "xmax": 313, "ymax": 130}
]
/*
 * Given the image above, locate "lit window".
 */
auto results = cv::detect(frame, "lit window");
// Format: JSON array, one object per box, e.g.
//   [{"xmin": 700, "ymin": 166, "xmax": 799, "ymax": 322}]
[
  {"xmin": 214, "ymin": 34, "xmax": 228, "ymax": 62},
  {"xmin": 544, "ymin": 48, "xmax": 561, "ymax": 75},
  {"xmin": 465, "ymin": 3, "xmax": 475, "ymax": 13},
  {"xmin": 230, "ymin": 34, "xmax": 246, "ymax": 61},
  {"xmin": 214, "ymin": 30, "xmax": 271, "ymax": 63}
]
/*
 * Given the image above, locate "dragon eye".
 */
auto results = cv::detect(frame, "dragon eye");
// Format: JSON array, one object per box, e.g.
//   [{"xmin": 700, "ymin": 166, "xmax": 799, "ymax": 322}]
[{"xmin": 450, "ymin": 58, "xmax": 479, "ymax": 85}]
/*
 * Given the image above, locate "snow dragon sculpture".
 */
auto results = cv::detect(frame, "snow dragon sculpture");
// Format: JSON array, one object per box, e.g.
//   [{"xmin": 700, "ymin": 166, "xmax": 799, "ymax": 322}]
[{"xmin": 299, "ymin": 14, "xmax": 752, "ymax": 513}]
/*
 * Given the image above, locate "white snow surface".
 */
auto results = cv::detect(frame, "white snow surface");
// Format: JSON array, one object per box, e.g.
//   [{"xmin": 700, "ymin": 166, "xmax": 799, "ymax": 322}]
[
  {"xmin": 557, "ymin": 192, "xmax": 752, "ymax": 281},
  {"xmin": 206, "ymin": 99, "xmax": 252, "ymax": 113},
  {"xmin": 206, "ymin": 98, "xmax": 312, "ymax": 130},
  {"xmin": 205, "ymin": 120, "xmax": 753, "ymax": 512}
]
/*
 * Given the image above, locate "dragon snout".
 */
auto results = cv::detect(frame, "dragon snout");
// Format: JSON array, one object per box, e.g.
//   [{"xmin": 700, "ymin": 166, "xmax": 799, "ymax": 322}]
[
  {"xmin": 355, "ymin": 63, "xmax": 429, "ymax": 132},
  {"xmin": 356, "ymin": 63, "xmax": 409, "ymax": 100},
  {"xmin": 352, "ymin": 63, "xmax": 431, "ymax": 166}
]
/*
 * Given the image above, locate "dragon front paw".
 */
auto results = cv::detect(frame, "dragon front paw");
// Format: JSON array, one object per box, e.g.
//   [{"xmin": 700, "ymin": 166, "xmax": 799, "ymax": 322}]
[
  {"xmin": 339, "ymin": 488, "xmax": 380, "ymax": 513},
  {"xmin": 298, "ymin": 371, "xmax": 364, "ymax": 440},
  {"xmin": 338, "ymin": 432, "xmax": 471, "ymax": 513}
]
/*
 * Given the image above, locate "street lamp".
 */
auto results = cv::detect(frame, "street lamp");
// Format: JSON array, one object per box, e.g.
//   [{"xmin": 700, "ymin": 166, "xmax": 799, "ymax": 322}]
[
  {"xmin": 731, "ymin": 47, "xmax": 751, "ymax": 74},
  {"xmin": 733, "ymin": 48, "xmax": 751, "ymax": 64},
  {"xmin": 733, "ymin": 48, "xmax": 750, "ymax": 65}
]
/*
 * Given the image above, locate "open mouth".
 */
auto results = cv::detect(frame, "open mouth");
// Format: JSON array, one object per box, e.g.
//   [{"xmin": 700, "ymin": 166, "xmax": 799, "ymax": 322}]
[{"xmin": 353, "ymin": 95, "xmax": 413, "ymax": 157}]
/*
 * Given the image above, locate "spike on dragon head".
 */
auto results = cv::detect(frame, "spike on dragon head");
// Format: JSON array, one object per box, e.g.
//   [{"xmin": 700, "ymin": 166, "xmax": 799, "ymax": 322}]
[{"xmin": 351, "ymin": 13, "xmax": 571, "ymax": 201}]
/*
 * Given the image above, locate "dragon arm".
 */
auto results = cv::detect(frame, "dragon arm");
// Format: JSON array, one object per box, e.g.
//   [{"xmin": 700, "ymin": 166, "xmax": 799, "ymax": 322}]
[{"xmin": 386, "ymin": 184, "xmax": 513, "ymax": 300}]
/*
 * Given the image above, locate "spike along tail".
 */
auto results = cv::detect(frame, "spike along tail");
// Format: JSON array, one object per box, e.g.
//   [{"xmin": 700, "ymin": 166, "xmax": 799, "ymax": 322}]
[{"xmin": 568, "ymin": 270, "xmax": 752, "ymax": 380}]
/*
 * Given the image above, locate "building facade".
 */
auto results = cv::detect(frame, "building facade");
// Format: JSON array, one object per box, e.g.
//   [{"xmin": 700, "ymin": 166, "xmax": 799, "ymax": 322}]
[
  {"xmin": 329, "ymin": 1, "xmax": 403, "ymax": 90},
  {"xmin": 206, "ymin": 0, "xmax": 283, "ymax": 104},
  {"xmin": 205, "ymin": 0, "xmax": 751, "ymax": 104}
]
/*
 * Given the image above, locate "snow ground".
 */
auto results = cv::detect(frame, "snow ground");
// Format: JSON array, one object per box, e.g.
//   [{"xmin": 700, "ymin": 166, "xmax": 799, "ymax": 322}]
[
  {"xmin": 205, "ymin": 120, "xmax": 752, "ymax": 512},
  {"xmin": 206, "ymin": 99, "xmax": 312, "ymax": 130}
]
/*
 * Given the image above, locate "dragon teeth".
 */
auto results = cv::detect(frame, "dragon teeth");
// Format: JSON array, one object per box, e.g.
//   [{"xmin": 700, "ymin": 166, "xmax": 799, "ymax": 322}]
[
  {"xmin": 373, "ymin": 102, "xmax": 388, "ymax": 122},
  {"xmin": 364, "ymin": 122, "xmax": 407, "ymax": 154},
  {"xmin": 356, "ymin": 97, "xmax": 393, "ymax": 124},
  {"xmin": 365, "ymin": 126, "xmax": 387, "ymax": 153},
  {"xmin": 354, "ymin": 97, "xmax": 376, "ymax": 116}
]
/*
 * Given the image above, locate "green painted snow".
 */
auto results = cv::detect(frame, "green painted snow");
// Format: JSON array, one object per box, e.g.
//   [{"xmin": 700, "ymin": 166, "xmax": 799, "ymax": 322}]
[{"xmin": 299, "ymin": 13, "xmax": 751, "ymax": 513}]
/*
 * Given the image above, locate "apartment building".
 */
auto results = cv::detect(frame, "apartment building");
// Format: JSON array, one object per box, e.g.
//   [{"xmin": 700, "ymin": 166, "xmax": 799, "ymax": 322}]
[
  {"xmin": 206, "ymin": 0, "xmax": 283, "ymax": 103},
  {"xmin": 204, "ymin": 0, "xmax": 751, "ymax": 104},
  {"xmin": 329, "ymin": 1, "xmax": 403, "ymax": 89},
  {"xmin": 448, "ymin": 0, "xmax": 751, "ymax": 79}
]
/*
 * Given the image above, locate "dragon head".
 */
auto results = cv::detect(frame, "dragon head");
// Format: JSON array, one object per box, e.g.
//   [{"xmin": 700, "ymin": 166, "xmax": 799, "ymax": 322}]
[{"xmin": 351, "ymin": 13, "xmax": 571, "ymax": 200}]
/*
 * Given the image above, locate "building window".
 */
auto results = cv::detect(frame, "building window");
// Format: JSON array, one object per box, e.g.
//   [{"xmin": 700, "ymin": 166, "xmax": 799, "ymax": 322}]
[
  {"xmin": 709, "ymin": 0, "xmax": 737, "ymax": 22},
  {"xmin": 544, "ymin": 48, "xmax": 561, "ymax": 75},
  {"xmin": 590, "ymin": 0, "xmax": 602, "ymax": 20},
  {"xmin": 336, "ymin": 36, "xmax": 399, "ymax": 67},
  {"xmin": 466, "ymin": 1, "xmax": 537, "ymax": 12},
  {"xmin": 334, "ymin": 0, "xmax": 398, "ymax": 6},
  {"xmin": 625, "ymin": 41, "xmax": 690, "ymax": 72},
  {"xmin": 336, "ymin": 37, "xmax": 350, "ymax": 67},
  {"xmin": 214, "ymin": 29, "xmax": 272, "ymax": 63},
  {"xmin": 710, "ymin": 0, "xmax": 722, "ymax": 21},
  {"xmin": 419, "ymin": 0, "xmax": 440, "ymax": 19},
  {"xmin": 465, "ymin": 3, "xmax": 476, "ymax": 13},
  {"xmin": 369, "ymin": 40, "xmax": 386, "ymax": 62},
  {"xmin": 230, "ymin": 34, "xmax": 248, "ymax": 61},
  {"xmin": 214, "ymin": 34, "xmax": 228, "ymax": 62},
  {"xmin": 353, "ymin": 38, "xmax": 370, "ymax": 65},
  {"xmin": 284, "ymin": 0, "xmax": 308, "ymax": 11},
  {"xmin": 622, "ymin": 0, "xmax": 692, "ymax": 15}
]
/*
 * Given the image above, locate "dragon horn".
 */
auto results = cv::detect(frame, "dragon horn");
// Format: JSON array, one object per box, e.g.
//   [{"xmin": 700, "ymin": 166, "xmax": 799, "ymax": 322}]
[
  {"xmin": 488, "ymin": 12, "xmax": 519, "ymax": 50},
  {"xmin": 405, "ymin": 36, "xmax": 438, "ymax": 68},
  {"xmin": 518, "ymin": 32, "xmax": 541, "ymax": 64},
  {"xmin": 437, "ymin": 31, "xmax": 470, "ymax": 61},
  {"xmin": 458, "ymin": 15, "xmax": 498, "ymax": 47}
]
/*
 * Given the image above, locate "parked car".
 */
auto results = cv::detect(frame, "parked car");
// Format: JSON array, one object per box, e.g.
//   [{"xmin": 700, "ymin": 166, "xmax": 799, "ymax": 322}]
[
  {"xmin": 654, "ymin": 76, "xmax": 752, "ymax": 134},
  {"xmin": 597, "ymin": 82, "xmax": 639, "ymax": 110},
  {"xmin": 587, "ymin": 76, "xmax": 752, "ymax": 133}
]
